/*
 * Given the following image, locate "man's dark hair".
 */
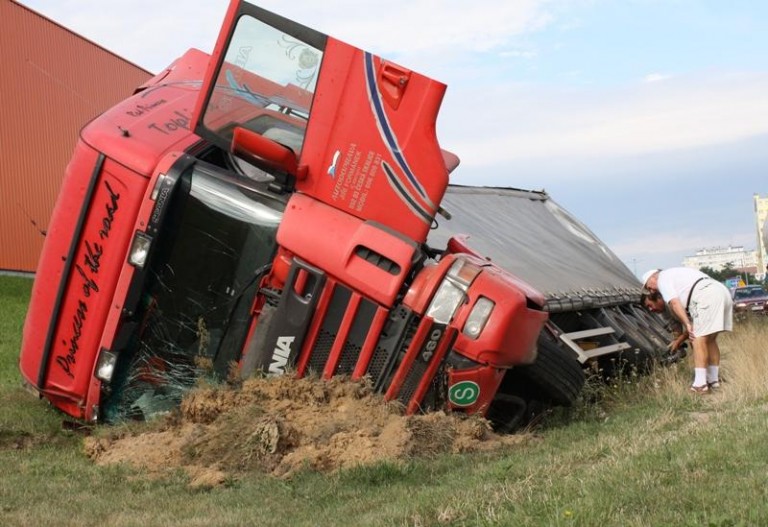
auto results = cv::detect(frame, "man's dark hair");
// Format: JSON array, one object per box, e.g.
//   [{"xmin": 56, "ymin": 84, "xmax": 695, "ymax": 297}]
[{"xmin": 641, "ymin": 290, "xmax": 662, "ymax": 304}]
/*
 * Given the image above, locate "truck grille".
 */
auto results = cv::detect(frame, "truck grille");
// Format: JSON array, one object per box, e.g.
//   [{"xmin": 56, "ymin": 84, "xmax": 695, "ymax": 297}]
[{"xmin": 295, "ymin": 279, "xmax": 452, "ymax": 413}]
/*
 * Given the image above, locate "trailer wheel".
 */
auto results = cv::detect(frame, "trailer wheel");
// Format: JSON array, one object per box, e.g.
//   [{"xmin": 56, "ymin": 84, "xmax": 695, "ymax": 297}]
[
  {"xmin": 620, "ymin": 305, "xmax": 670, "ymax": 353},
  {"xmin": 487, "ymin": 394, "xmax": 528, "ymax": 434},
  {"xmin": 623, "ymin": 305, "xmax": 680, "ymax": 353},
  {"xmin": 515, "ymin": 336, "xmax": 585, "ymax": 406},
  {"xmin": 597, "ymin": 308, "xmax": 658, "ymax": 373}
]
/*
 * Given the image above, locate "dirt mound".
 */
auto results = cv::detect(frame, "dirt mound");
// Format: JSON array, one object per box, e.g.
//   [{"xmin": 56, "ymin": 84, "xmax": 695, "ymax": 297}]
[{"xmin": 85, "ymin": 375, "xmax": 530, "ymax": 485}]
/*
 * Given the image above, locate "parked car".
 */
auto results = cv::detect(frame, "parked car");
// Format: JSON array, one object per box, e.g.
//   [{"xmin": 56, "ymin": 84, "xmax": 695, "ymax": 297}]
[{"xmin": 731, "ymin": 285, "xmax": 768, "ymax": 317}]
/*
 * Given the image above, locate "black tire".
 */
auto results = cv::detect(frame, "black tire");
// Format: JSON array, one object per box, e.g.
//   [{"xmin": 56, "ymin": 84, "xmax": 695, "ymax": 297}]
[
  {"xmin": 620, "ymin": 305, "xmax": 671, "ymax": 353},
  {"xmin": 515, "ymin": 336, "xmax": 585, "ymax": 406},
  {"xmin": 597, "ymin": 308, "xmax": 657, "ymax": 372},
  {"xmin": 486, "ymin": 394, "xmax": 528, "ymax": 434}
]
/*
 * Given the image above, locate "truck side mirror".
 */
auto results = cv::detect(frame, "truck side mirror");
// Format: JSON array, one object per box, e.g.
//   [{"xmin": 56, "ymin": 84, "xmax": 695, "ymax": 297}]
[{"xmin": 232, "ymin": 126, "xmax": 299, "ymax": 177}]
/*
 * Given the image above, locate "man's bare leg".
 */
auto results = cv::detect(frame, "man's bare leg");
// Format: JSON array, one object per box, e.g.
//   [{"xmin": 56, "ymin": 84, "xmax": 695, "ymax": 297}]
[
  {"xmin": 691, "ymin": 336, "xmax": 709, "ymax": 388},
  {"xmin": 706, "ymin": 333, "xmax": 721, "ymax": 386}
]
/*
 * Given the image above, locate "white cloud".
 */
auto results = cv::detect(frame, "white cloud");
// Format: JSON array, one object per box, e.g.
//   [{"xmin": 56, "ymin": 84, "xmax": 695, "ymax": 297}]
[
  {"xmin": 608, "ymin": 229, "xmax": 757, "ymax": 272},
  {"xmin": 611, "ymin": 232, "xmax": 727, "ymax": 258},
  {"xmin": 643, "ymin": 72, "xmax": 671, "ymax": 83},
  {"xmin": 499, "ymin": 49, "xmax": 538, "ymax": 59},
  {"xmin": 259, "ymin": 0, "xmax": 555, "ymax": 55},
  {"xmin": 22, "ymin": 0, "xmax": 768, "ymax": 183},
  {"xmin": 443, "ymin": 72, "xmax": 768, "ymax": 167},
  {"xmin": 23, "ymin": 0, "xmax": 557, "ymax": 73}
]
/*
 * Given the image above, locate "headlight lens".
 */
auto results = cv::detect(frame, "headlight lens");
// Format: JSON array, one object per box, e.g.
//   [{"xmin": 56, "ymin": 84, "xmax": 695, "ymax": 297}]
[
  {"xmin": 426, "ymin": 258, "xmax": 482, "ymax": 324},
  {"xmin": 95, "ymin": 349, "xmax": 118, "ymax": 382},
  {"xmin": 426, "ymin": 281, "xmax": 465, "ymax": 324},
  {"xmin": 463, "ymin": 297, "xmax": 495, "ymax": 339},
  {"xmin": 128, "ymin": 231, "xmax": 153, "ymax": 268}
]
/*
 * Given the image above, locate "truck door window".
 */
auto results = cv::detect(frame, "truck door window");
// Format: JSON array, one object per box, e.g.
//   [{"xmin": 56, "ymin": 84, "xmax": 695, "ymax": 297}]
[{"xmin": 199, "ymin": 14, "xmax": 323, "ymax": 155}]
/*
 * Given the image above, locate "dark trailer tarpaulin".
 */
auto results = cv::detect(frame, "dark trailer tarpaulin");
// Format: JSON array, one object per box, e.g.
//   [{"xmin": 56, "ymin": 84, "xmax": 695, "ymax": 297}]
[{"xmin": 429, "ymin": 186, "xmax": 643, "ymax": 313}]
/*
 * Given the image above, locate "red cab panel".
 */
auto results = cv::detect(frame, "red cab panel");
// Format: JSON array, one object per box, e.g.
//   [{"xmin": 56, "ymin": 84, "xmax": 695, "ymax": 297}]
[
  {"xmin": 194, "ymin": 1, "xmax": 449, "ymax": 244},
  {"xmin": 81, "ymin": 49, "xmax": 208, "ymax": 176},
  {"xmin": 298, "ymin": 38, "xmax": 448, "ymax": 243},
  {"xmin": 19, "ymin": 50, "xmax": 208, "ymax": 418},
  {"xmin": 20, "ymin": 147, "xmax": 145, "ymax": 417}
]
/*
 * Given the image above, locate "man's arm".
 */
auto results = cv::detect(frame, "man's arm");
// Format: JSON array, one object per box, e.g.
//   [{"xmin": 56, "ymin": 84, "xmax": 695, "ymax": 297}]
[
  {"xmin": 669, "ymin": 329, "xmax": 689, "ymax": 351},
  {"xmin": 668, "ymin": 298, "xmax": 694, "ymax": 338}
]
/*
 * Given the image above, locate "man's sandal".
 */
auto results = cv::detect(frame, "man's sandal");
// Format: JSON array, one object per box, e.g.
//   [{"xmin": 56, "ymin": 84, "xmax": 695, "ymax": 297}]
[{"xmin": 689, "ymin": 384, "xmax": 710, "ymax": 394}]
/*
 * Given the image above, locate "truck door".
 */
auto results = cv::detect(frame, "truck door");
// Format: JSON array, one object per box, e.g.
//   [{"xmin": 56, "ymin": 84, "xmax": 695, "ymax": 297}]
[{"xmin": 192, "ymin": 1, "xmax": 449, "ymax": 244}]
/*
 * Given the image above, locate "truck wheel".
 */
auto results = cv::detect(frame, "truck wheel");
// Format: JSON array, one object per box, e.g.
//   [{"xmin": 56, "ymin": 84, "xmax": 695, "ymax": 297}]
[
  {"xmin": 486, "ymin": 394, "xmax": 528, "ymax": 434},
  {"xmin": 515, "ymin": 336, "xmax": 585, "ymax": 406}
]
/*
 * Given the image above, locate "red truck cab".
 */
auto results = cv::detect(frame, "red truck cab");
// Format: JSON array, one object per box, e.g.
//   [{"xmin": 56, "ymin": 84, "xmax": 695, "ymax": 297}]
[{"xmin": 20, "ymin": 1, "xmax": 547, "ymax": 423}]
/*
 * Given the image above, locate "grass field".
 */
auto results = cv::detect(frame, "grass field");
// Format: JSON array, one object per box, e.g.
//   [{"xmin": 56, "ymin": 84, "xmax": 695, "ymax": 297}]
[{"xmin": 2, "ymin": 274, "xmax": 768, "ymax": 526}]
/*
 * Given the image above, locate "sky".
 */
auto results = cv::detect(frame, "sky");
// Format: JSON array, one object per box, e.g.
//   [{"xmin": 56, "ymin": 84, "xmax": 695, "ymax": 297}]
[{"xmin": 22, "ymin": 0, "xmax": 768, "ymax": 277}]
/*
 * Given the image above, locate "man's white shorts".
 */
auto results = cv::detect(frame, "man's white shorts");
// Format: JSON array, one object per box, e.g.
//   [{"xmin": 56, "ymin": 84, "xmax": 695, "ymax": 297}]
[{"xmin": 689, "ymin": 280, "xmax": 734, "ymax": 336}]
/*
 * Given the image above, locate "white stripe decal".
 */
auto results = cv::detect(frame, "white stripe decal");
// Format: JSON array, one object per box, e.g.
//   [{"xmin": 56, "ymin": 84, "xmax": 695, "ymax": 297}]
[{"xmin": 363, "ymin": 52, "xmax": 437, "ymax": 214}]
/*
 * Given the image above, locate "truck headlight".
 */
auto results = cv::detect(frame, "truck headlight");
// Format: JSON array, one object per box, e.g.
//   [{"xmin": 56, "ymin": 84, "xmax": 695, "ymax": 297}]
[
  {"xmin": 128, "ymin": 231, "xmax": 153, "ymax": 268},
  {"xmin": 426, "ymin": 280, "xmax": 465, "ymax": 324},
  {"xmin": 95, "ymin": 349, "xmax": 118, "ymax": 383},
  {"xmin": 426, "ymin": 258, "xmax": 482, "ymax": 324},
  {"xmin": 463, "ymin": 297, "xmax": 495, "ymax": 339}
]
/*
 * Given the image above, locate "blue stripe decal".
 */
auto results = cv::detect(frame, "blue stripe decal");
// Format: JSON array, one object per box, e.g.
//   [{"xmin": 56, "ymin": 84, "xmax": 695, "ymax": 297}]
[
  {"xmin": 381, "ymin": 161, "xmax": 431, "ymax": 224},
  {"xmin": 364, "ymin": 53, "xmax": 435, "ymax": 211},
  {"xmin": 225, "ymin": 70, "xmax": 270, "ymax": 107}
]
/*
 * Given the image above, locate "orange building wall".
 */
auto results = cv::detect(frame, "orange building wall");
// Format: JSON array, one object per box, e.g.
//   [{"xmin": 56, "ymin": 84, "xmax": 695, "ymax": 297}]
[{"xmin": 0, "ymin": 1, "xmax": 152, "ymax": 273}]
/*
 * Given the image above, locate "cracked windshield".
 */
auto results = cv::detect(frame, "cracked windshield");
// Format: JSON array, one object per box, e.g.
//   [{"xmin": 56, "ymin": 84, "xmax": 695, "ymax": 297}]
[{"xmin": 104, "ymin": 166, "xmax": 283, "ymax": 421}]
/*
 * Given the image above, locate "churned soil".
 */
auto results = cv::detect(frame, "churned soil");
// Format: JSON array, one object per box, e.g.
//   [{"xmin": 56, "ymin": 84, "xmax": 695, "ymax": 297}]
[{"xmin": 84, "ymin": 375, "xmax": 530, "ymax": 487}]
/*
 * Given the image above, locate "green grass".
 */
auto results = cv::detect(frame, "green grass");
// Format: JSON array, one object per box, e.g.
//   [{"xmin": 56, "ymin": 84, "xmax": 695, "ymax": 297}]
[{"xmin": 2, "ymin": 274, "xmax": 768, "ymax": 526}]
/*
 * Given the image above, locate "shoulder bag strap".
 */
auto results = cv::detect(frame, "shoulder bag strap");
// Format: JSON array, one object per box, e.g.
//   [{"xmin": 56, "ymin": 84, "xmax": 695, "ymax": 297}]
[{"xmin": 686, "ymin": 277, "xmax": 708, "ymax": 312}]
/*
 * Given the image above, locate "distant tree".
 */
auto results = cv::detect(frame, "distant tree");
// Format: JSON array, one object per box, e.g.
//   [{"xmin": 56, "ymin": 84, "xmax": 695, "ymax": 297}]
[
  {"xmin": 699, "ymin": 263, "xmax": 736, "ymax": 283},
  {"xmin": 699, "ymin": 262, "xmax": 761, "ymax": 285},
  {"xmin": 699, "ymin": 265, "xmax": 723, "ymax": 281}
]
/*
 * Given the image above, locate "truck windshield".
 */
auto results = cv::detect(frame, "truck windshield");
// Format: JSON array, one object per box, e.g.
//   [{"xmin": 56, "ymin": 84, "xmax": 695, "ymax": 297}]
[
  {"xmin": 198, "ymin": 13, "xmax": 324, "ymax": 155},
  {"xmin": 105, "ymin": 163, "xmax": 283, "ymax": 420}
]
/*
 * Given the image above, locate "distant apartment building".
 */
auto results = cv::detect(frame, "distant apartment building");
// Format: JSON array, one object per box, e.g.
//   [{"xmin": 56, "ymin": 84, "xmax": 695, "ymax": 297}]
[
  {"xmin": 683, "ymin": 246, "xmax": 758, "ymax": 274},
  {"xmin": 754, "ymin": 194, "xmax": 768, "ymax": 277}
]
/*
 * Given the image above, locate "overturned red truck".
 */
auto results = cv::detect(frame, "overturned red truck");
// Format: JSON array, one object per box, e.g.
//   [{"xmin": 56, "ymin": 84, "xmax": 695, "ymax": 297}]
[{"xmin": 20, "ymin": 1, "xmax": 550, "ymax": 425}]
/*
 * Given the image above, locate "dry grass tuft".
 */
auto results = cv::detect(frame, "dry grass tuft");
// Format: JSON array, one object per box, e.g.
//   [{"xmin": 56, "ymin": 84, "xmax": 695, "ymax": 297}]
[
  {"xmin": 641, "ymin": 321, "xmax": 768, "ymax": 407},
  {"xmin": 716, "ymin": 320, "xmax": 768, "ymax": 403}
]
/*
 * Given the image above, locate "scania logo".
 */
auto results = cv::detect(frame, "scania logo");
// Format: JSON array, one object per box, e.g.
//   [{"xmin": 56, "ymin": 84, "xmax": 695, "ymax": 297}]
[
  {"xmin": 268, "ymin": 336, "xmax": 295, "ymax": 375},
  {"xmin": 448, "ymin": 381, "xmax": 480, "ymax": 407}
]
